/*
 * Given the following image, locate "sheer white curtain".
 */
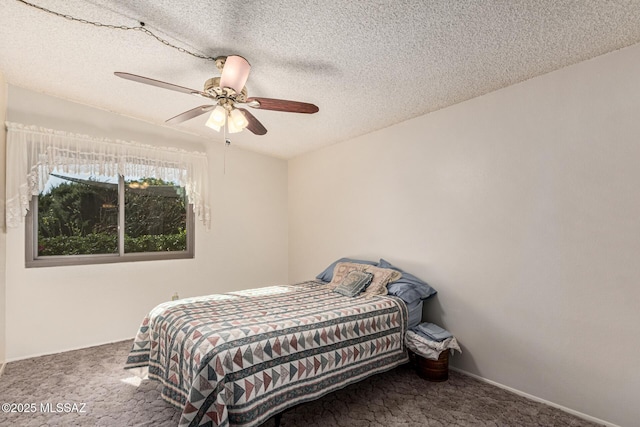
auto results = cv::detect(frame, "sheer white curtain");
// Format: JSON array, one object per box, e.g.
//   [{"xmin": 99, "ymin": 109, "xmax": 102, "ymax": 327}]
[{"xmin": 5, "ymin": 122, "xmax": 211, "ymax": 229}]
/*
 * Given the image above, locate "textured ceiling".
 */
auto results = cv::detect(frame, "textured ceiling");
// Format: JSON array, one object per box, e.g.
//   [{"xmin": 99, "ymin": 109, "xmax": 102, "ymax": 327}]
[{"xmin": 2, "ymin": 1, "xmax": 640, "ymax": 158}]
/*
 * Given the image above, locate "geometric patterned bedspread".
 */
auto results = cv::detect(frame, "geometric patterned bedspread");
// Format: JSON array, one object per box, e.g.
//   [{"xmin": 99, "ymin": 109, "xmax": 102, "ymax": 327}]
[{"xmin": 125, "ymin": 280, "xmax": 408, "ymax": 427}]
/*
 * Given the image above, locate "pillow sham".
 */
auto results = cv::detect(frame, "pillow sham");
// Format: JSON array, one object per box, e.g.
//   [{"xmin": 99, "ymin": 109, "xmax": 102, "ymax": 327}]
[
  {"xmin": 333, "ymin": 270, "xmax": 374, "ymax": 297},
  {"xmin": 316, "ymin": 257, "xmax": 377, "ymax": 282},
  {"xmin": 328, "ymin": 262, "xmax": 402, "ymax": 296},
  {"xmin": 327, "ymin": 262, "xmax": 369, "ymax": 289},
  {"xmin": 359, "ymin": 265, "xmax": 402, "ymax": 297},
  {"xmin": 379, "ymin": 258, "xmax": 437, "ymax": 300}
]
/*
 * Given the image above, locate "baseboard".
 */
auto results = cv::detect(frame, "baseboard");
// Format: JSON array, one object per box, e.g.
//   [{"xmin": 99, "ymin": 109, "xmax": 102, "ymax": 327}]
[
  {"xmin": 5, "ymin": 337, "xmax": 134, "ymax": 363},
  {"xmin": 0, "ymin": 361, "xmax": 6, "ymax": 378},
  {"xmin": 450, "ymin": 367, "xmax": 619, "ymax": 427}
]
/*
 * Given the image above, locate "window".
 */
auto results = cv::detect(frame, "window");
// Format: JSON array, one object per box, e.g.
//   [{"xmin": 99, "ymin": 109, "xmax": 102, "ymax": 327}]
[
  {"xmin": 26, "ymin": 172, "xmax": 194, "ymax": 267},
  {"xmin": 7, "ymin": 122, "xmax": 210, "ymax": 261}
]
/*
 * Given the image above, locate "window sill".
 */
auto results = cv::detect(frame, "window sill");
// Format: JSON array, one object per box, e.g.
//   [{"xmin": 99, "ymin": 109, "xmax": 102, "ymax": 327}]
[{"xmin": 26, "ymin": 251, "xmax": 194, "ymax": 268}]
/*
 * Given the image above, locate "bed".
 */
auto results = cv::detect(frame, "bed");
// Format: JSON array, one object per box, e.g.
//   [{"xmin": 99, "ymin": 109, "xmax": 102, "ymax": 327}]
[
  {"xmin": 124, "ymin": 258, "xmax": 437, "ymax": 427},
  {"xmin": 125, "ymin": 279, "xmax": 410, "ymax": 427}
]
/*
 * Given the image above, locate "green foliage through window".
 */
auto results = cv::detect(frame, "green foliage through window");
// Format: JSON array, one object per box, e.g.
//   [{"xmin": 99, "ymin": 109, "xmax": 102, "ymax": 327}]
[
  {"xmin": 124, "ymin": 177, "xmax": 187, "ymax": 253},
  {"xmin": 36, "ymin": 174, "xmax": 189, "ymax": 257}
]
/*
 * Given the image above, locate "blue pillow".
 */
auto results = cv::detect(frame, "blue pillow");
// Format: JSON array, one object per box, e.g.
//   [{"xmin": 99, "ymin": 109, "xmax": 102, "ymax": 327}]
[
  {"xmin": 386, "ymin": 284, "xmax": 424, "ymax": 304},
  {"xmin": 316, "ymin": 257, "xmax": 378, "ymax": 282},
  {"xmin": 379, "ymin": 258, "xmax": 437, "ymax": 301}
]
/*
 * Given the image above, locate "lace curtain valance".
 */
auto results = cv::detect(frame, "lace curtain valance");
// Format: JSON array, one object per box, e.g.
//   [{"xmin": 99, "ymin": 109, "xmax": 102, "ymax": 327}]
[{"xmin": 5, "ymin": 122, "xmax": 211, "ymax": 229}]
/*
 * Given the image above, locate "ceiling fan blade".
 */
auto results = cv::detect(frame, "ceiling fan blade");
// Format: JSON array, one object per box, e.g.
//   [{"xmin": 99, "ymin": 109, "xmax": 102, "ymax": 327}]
[
  {"xmin": 246, "ymin": 97, "xmax": 319, "ymax": 114},
  {"xmin": 219, "ymin": 56, "xmax": 251, "ymax": 93},
  {"xmin": 237, "ymin": 108, "xmax": 267, "ymax": 135},
  {"xmin": 166, "ymin": 105, "xmax": 215, "ymax": 124},
  {"xmin": 114, "ymin": 72, "xmax": 209, "ymax": 98}
]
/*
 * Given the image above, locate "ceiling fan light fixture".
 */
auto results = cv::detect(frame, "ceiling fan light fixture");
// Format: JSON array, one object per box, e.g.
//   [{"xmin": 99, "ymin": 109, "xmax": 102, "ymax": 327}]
[
  {"xmin": 219, "ymin": 55, "xmax": 251, "ymax": 93},
  {"xmin": 205, "ymin": 105, "xmax": 227, "ymax": 130},
  {"xmin": 229, "ymin": 108, "xmax": 249, "ymax": 129},
  {"xmin": 227, "ymin": 115, "xmax": 243, "ymax": 134}
]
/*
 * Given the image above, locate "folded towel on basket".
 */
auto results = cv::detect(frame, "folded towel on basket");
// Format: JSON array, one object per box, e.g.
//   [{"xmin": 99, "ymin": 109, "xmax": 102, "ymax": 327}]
[
  {"xmin": 405, "ymin": 330, "xmax": 461, "ymax": 360},
  {"xmin": 411, "ymin": 322, "xmax": 452, "ymax": 342}
]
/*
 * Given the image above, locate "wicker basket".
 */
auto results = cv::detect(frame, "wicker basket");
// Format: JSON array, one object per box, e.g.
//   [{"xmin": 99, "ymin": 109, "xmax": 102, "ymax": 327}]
[{"xmin": 409, "ymin": 349, "xmax": 449, "ymax": 382}]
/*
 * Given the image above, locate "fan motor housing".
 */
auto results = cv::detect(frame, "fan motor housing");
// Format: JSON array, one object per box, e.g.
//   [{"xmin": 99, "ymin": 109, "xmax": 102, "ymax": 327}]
[{"xmin": 204, "ymin": 77, "xmax": 247, "ymax": 102}]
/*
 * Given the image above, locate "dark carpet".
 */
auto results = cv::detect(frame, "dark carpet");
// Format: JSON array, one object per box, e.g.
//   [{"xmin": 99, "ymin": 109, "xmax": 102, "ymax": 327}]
[{"xmin": 0, "ymin": 340, "xmax": 599, "ymax": 426}]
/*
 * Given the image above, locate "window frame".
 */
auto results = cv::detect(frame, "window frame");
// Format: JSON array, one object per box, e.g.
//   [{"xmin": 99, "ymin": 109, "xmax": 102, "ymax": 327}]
[{"xmin": 25, "ymin": 175, "xmax": 195, "ymax": 268}]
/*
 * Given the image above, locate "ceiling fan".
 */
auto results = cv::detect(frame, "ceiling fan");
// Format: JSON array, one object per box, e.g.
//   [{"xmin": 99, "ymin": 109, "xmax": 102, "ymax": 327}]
[{"xmin": 114, "ymin": 55, "xmax": 319, "ymax": 136}]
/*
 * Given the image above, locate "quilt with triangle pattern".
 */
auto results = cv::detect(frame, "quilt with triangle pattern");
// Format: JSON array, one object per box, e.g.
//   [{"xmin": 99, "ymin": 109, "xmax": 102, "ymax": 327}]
[{"xmin": 125, "ymin": 280, "xmax": 409, "ymax": 427}]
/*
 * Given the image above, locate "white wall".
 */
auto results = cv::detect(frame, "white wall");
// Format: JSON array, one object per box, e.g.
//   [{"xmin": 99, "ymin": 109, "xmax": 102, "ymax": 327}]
[
  {"xmin": 288, "ymin": 44, "xmax": 640, "ymax": 427},
  {"xmin": 5, "ymin": 86, "xmax": 288, "ymax": 360},
  {"xmin": 0, "ymin": 72, "xmax": 7, "ymax": 372}
]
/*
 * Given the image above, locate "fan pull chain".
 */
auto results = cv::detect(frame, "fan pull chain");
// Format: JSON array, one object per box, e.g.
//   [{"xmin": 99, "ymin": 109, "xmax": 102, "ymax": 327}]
[{"xmin": 224, "ymin": 123, "xmax": 230, "ymax": 175}]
